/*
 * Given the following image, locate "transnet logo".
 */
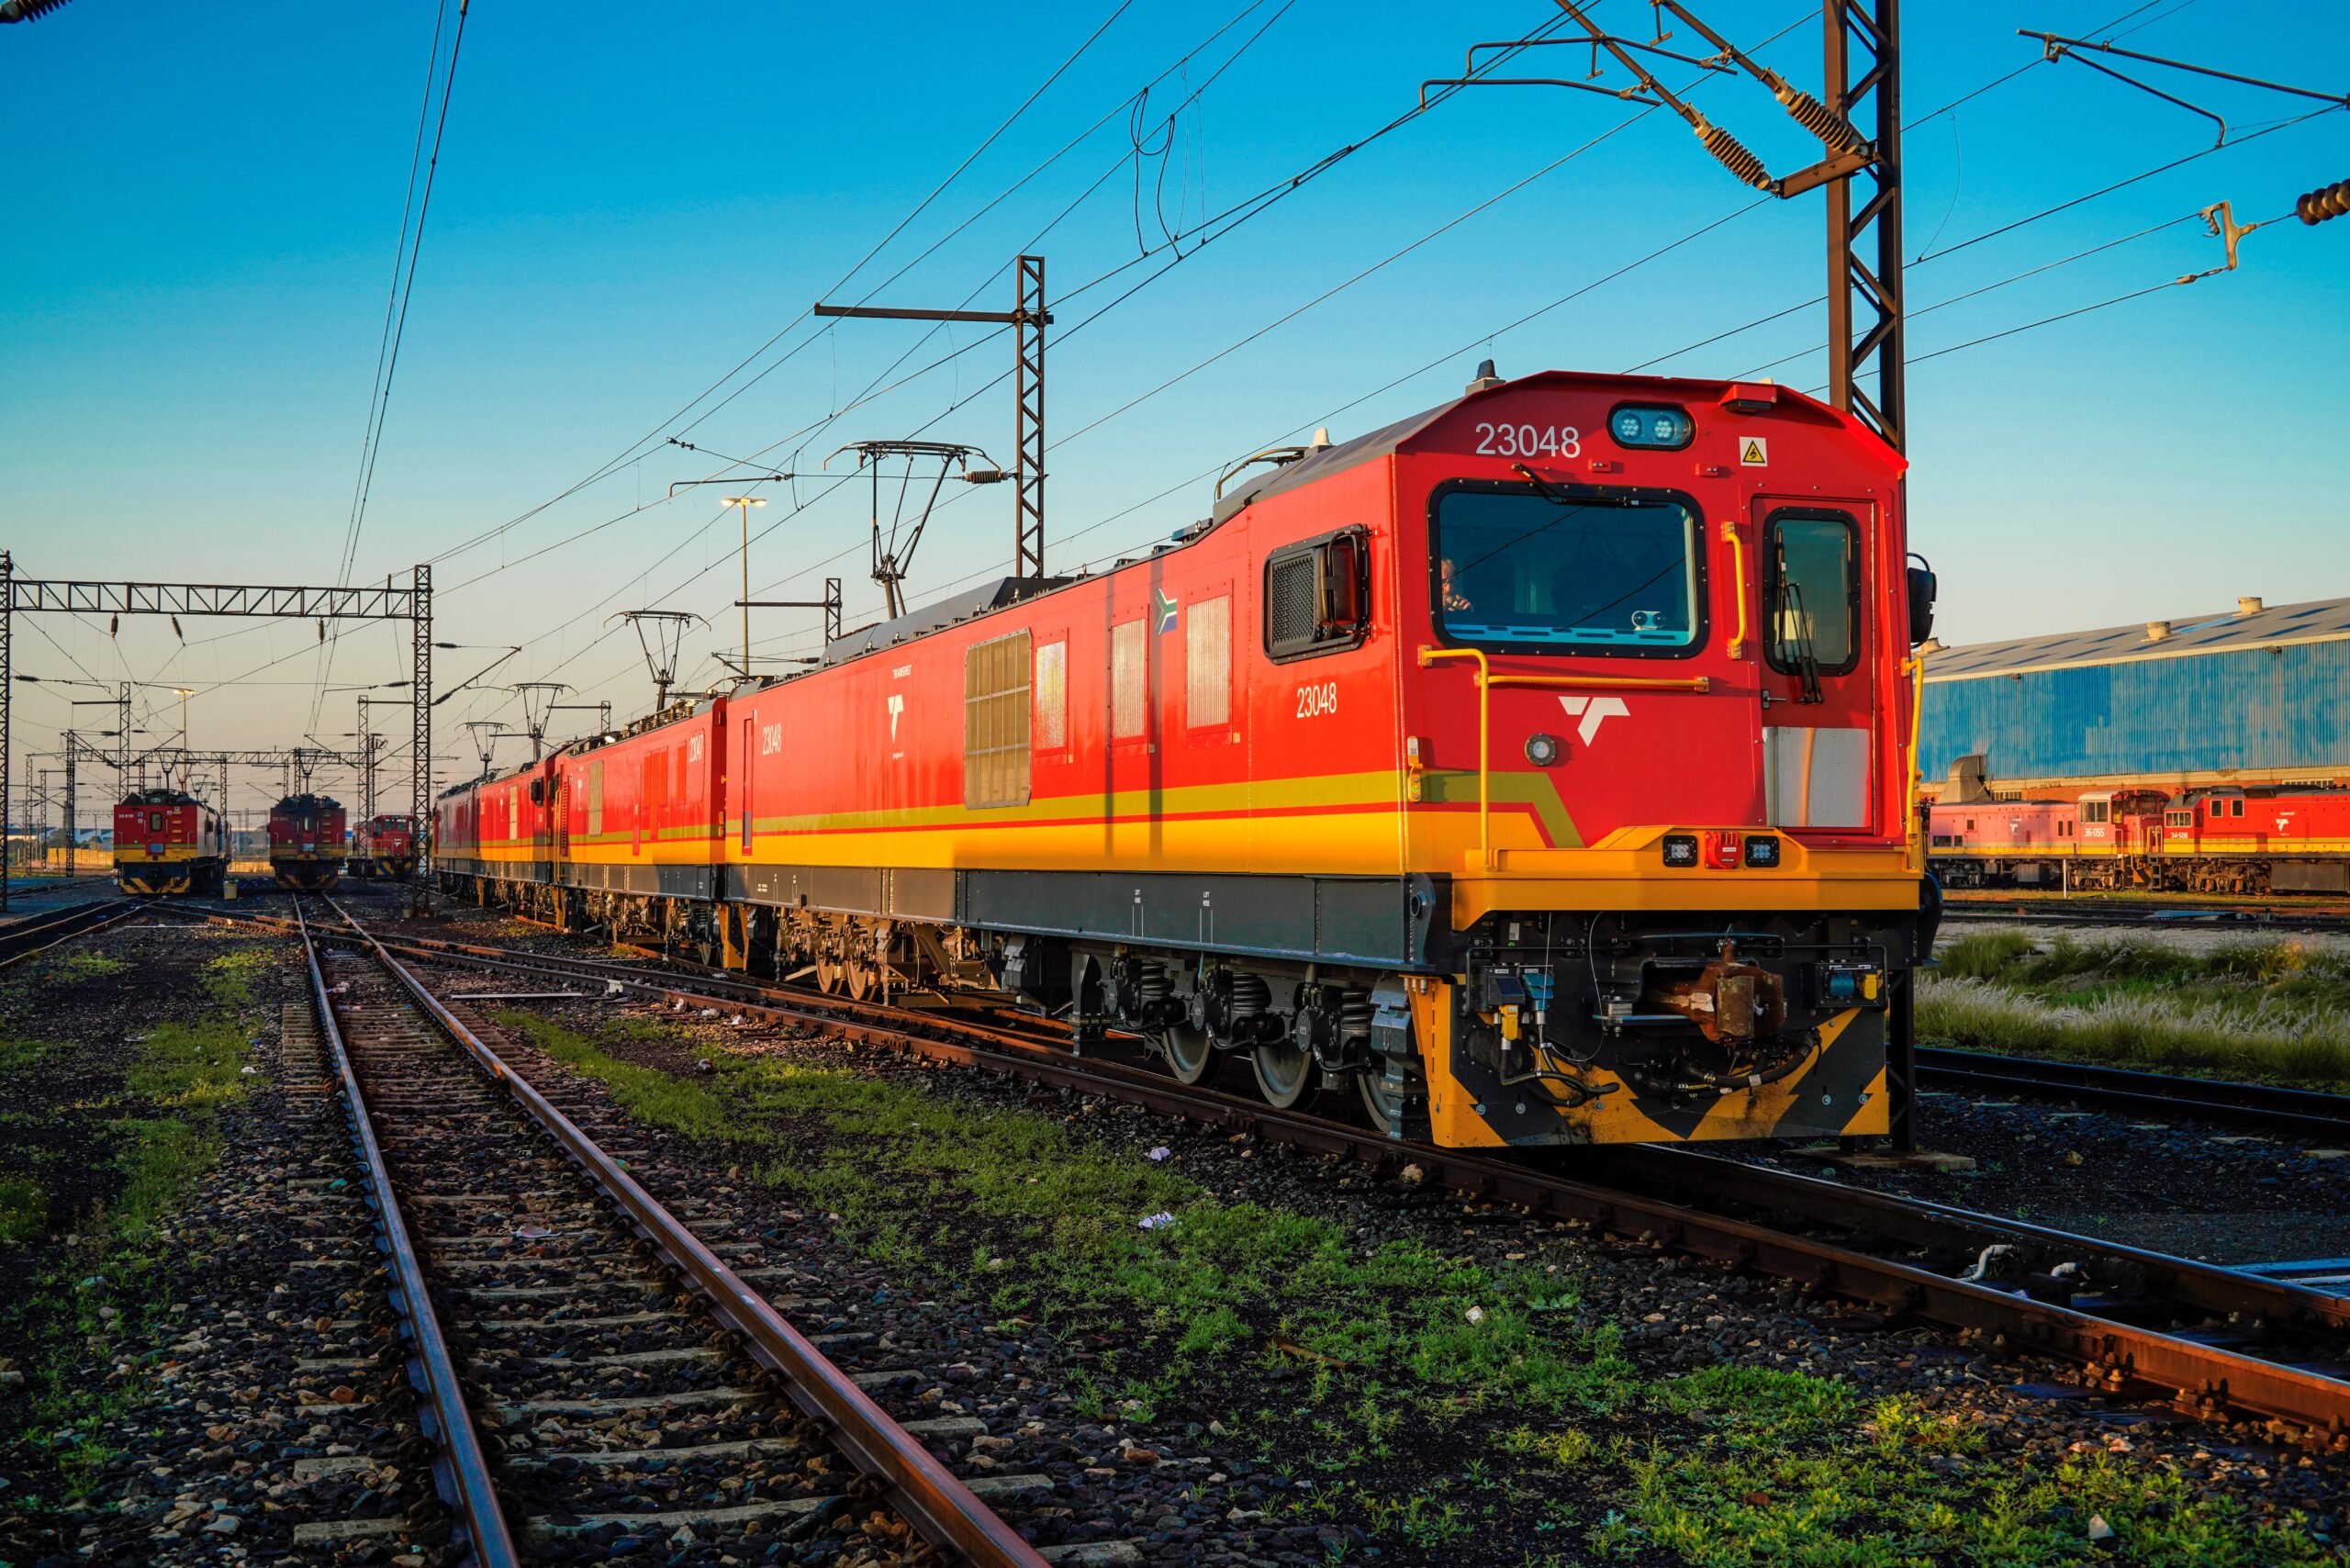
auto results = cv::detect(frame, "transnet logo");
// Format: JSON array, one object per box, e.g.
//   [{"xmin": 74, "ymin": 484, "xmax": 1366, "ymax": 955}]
[{"xmin": 1558, "ymin": 695, "xmax": 1628, "ymax": 745}]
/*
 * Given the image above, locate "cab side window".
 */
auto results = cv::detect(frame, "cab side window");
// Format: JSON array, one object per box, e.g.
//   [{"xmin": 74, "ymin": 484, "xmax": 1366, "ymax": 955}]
[
  {"xmin": 1265, "ymin": 530, "xmax": 1369, "ymax": 661},
  {"xmin": 1763, "ymin": 510, "xmax": 1860, "ymax": 676}
]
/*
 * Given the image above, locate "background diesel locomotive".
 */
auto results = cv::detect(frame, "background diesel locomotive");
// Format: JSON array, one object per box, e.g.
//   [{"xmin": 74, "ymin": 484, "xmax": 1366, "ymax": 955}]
[
  {"xmin": 350, "ymin": 813, "xmax": 419, "ymax": 881},
  {"xmin": 1930, "ymin": 788, "xmax": 2350, "ymax": 893},
  {"xmin": 113, "ymin": 788, "xmax": 228, "ymax": 896},
  {"xmin": 268, "ymin": 792, "xmax": 347, "ymax": 890},
  {"xmin": 437, "ymin": 367, "xmax": 1935, "ymax": 1148}
]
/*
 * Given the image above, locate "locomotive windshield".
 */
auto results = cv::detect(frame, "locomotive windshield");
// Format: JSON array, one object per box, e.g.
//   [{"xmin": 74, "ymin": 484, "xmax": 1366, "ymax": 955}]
[{"xmin": 1431, "ymin": 486, "xmax": 1700, "ymax": 652}]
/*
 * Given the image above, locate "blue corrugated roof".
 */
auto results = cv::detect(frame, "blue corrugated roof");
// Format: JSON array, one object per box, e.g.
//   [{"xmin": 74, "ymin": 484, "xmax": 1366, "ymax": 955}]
[{"xmin": 1922, "ymin": 596, "xmax": 2350, "ymax": 681}]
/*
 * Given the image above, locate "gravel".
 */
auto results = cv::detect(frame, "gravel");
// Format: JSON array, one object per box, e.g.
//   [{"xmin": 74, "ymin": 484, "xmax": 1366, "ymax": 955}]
[{"xmin": 0, "ymin": 920, "xmax": 449, "ymax": 1565}]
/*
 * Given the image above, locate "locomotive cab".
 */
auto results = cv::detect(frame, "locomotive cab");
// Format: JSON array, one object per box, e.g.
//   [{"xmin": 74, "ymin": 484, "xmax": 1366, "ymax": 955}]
[{"xmin": 1364, "ymin": 371, "xmax": 1923, "ymax": 1146}]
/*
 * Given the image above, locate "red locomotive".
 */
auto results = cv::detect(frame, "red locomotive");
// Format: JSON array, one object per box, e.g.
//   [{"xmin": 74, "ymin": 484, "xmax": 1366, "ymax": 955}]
[
  {"xmin": 113, "ymin": 788, "xmax": 228, "ymax": 896},
  {"xmin": 268, "ymin": 793, "xmax": 348, "ymax": 890},
  {"xmin": 349, "ymin": 814, "xmax": 419, "ymax": 881},
  {"xmin": 438, "ymin": 365, "xmax": 1935, "ymax": 1148},
  {"xmin": 1930, "ymin": 787, "xmax": 2350, "ymax": 893}
]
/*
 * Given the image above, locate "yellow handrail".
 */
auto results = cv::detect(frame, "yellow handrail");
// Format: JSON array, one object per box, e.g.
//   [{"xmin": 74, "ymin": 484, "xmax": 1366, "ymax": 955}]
[
  {"xmin": 1419, "ymin": 646, "xmax": 1493, "ymax": 868},
  {"xmin": 1416, "ymin": 647, "xmax": 1712, "ymax": 869},
  {"xmin": 1720, "ymin": 520, "xmax": 1750, "ymax": 660},
  {"xmin": 1485, "ymin": 671, "xmax": 1711, "ymax": 693}
]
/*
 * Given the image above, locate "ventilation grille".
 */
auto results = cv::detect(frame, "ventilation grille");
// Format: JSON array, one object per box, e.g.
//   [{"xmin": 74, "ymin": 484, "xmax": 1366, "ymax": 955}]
[
  {"xmin": 963, "ymin": 630, "xmax": 1033, "ymax": 809},
  {"xmin": 1268, "ymin": 554, "xmax": 1317, "ymax": 650},
  {"xmin": 1111, "ymin": 620, "xmax": 1147, "ymax": 740},
  {"xmin": 1186, "ymin": 595, "xmax": 1230, "ymax": 729}
]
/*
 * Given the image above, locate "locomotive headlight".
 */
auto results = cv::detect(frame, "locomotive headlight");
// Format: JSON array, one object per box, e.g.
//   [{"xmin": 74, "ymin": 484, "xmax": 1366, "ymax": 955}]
[
  {"xmin": 1662, "ymin": 834, "xmax": 1699, "ymax": 868},
  {"xmin": 1608, "ymin": 404, "xmax": 1694, "ymax": 449},
  {"xmin": 1524, "ymin": 733, "xmax": 1562, "ymax": 767},
  {"xmin": 1743, "ymin": 834, "xmax": 1782, "ymax": 868}
]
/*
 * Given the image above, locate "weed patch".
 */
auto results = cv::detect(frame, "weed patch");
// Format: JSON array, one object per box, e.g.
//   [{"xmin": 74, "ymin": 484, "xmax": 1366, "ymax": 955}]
[
  {"xmin": 43, "ymin": 951, "xmax": 128, "ymax": 984},
  {"xmin": 1569, "ymin": 1367, "xmax": 2326, "ymax": 1565},
  {"xmin": 0, "ymin": 1172, "xmax": 47, "ymax": 1244}
]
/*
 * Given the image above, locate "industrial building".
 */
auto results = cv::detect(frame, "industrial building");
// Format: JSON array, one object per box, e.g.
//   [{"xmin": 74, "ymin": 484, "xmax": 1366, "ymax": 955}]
[{"xmin": 1917, "ymin": 595, "xmax": 2350, "ymax": 801}]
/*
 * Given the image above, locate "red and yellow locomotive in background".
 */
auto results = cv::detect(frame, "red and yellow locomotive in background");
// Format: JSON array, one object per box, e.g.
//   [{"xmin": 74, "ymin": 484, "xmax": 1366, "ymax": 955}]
[
  {"xmin": 1929, "ymin": 787, "xmax": 2350, "ymax": 894},
  {"xmin": 268, "ymin": 793, "xmax": 347, "ymax": 891},
  {"xmin": 438, "ymin": 367, "xmax": 1935, "ymax": 1148},
  {"xmin": 350, "ymin": 814, "xmax": 420, "ymax": 881},
  {"xmin": 113, "ymin": 788, "xmax": 228, "ymax": 896}
]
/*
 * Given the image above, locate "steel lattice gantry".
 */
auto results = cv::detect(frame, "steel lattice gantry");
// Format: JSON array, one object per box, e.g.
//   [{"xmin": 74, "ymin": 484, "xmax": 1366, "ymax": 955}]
[
  {"xmin": 1824, "ymin": 0, "xmax": 1904, "ymax": 454},
  {"xmin": 0, "ymin": 556, "xmax": 433, "ymax": 913}
]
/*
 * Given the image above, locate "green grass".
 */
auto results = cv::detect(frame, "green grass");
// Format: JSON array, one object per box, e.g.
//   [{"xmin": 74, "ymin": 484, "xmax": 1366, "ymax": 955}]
[
  {"xmin": 0, "ymin": 1035, "xmax": 70, "ymax": 1078},
  {"xmin": 497, "ymin": 1002, "xmax": 2338, "ymax": 1564},
  {"xmin": 1925, "ymin": 933, "xmax": 2350, "ymax": 1088},
  {"xmin": 0, "ymin": 1171, "xmax": 47, "ymax": 1244},
  {"xmin": 1573, "ymin": 1366, "xmax": 2332, "ymax": 1566},
  {"xmin": 43, "ymin": 950, "xmax": 129, "ymax": 983}
]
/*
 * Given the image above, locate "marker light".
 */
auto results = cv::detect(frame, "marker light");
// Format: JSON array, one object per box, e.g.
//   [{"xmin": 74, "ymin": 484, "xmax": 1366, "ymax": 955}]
[
  {"xmin": 1608, "ymin": 405, "xmax": 1695, "ymax": 450},
  {"xmin": 1525, "ymin": 733, "xmax": 1561, "ymax": 767}
]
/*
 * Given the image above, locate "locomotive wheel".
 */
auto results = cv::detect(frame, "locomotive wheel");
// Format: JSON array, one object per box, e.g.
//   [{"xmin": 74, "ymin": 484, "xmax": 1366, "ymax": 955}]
[
  {"xmin": 844, "ymin": 959, "xmax": 876, "ymax": 1002},
  {"xmin": 1359, "ymin": 1065, "xmax": 1412, "ymax": 1139},
  {"xmin": 1251, "ymin": 1039, "xmax": 1317, "ymax": 1111},
  {"xmin": 814, "ymin": 958, "xmax": 844, "ymax": 994},
  {"xmin": 1161, "ymin": 1024, "xmax": 1219, "ymax": 1087}
]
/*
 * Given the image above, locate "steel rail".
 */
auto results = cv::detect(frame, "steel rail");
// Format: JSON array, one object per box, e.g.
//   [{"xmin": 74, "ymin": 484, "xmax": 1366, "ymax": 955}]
[
  {"xmin": 321, "ymin": 902, "xmax": 1051, "ymax": 1568},
  {"xmin": 1941, "ymin": 896, "xmax": 2350, "ymax": 934},
  {"xmin": 0, "ymin": 898, "xmax": 137, "ymax": 967},
  {"xmin": 168, "ymin": 901, "xmax": 2350, "ymax": 1444},
  {"xmin": 343, "ymin": 919, "xmax": 2350, "ymax": 1447},
  {"xmin": 1918, "ymin": 1046, "xmax": 2350, "ymax": 1140},
  {"xmin": 299, "ymin": 907, "xmax": 520, "ymax": 1567},
  {"xmin": 1589, "ymin": 1143, "xmax": 2350, "ymax": 1334}
]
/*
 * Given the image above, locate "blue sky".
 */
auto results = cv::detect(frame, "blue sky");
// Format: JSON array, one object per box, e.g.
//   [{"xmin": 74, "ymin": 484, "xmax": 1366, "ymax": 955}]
[{"xmin": 3, "ymin": 0, "xmax": 2344, "ymax": 812}]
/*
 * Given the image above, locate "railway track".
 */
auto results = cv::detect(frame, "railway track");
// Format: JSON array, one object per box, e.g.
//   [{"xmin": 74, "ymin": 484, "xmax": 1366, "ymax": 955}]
[
  {"xmin": 225, "ymin": 902, "xmax": 2350, "ymax": 1452},
  {"xmin": 1917, "ymin": 1046, "xmax": 2350, "ymax": 1141},
  {"xmin": 0, "ymin": 894, "xmax": 134, "ymax": 967},
  {"xmin": 293, "ymin": 901, "xmax": 1053, "ymax": 1567},
  {"xmin": 1942, "ymin": 895, "xmax": 2350, "ymax": 935}
]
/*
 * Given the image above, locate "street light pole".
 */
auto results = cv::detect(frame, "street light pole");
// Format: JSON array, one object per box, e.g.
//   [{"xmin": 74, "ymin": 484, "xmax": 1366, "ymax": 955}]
[
  {"xmin": 724, "ymin": 496, "xmax": 767, "ymax": 681},
  {"xmin": 173, "ymin": 688, "xmax": 195, "ymax": 789}
]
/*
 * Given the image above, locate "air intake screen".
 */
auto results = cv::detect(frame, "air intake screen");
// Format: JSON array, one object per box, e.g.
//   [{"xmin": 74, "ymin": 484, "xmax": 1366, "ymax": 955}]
[{"xmin": 964, "ymin": 630, "xmax": 1034, "ymax": 809}]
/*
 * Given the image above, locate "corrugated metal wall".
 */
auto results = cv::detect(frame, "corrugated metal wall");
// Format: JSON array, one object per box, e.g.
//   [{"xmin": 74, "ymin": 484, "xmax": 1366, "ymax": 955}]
[{"xmin": 1919, "ymin": 640, "xmax": 2350, "ymax": 782}]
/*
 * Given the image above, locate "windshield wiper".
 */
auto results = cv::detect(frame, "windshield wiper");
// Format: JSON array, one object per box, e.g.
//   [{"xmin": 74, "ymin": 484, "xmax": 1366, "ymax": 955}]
[
  {"xmin": 1511, "ymin": 463, "xmax": 1577, "ymax": 505},
  {"xmin": 1774, "ymin": 555, "xmax": 1825, "ymax": 704}
]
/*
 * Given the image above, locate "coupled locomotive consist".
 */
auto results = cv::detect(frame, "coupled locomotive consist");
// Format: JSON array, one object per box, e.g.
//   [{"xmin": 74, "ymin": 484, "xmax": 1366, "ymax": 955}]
[
  {"xmin": 268, "ymin": 793, "xmax": 347, "ymax": 890},
  {"xmin": 349, "ymin": 814, "xmax": 419, "ymax": 881},
  {"xmin": 1930, "ymin": 788, "xmax": 2350, "ymax": 894},
  {"xmin": 113, "ymin": 789, "xmax": 229, "ymax": 896},
  {"xmin": 438, "ymin": 367, "xmax": 1935, "ymax": 1148}
]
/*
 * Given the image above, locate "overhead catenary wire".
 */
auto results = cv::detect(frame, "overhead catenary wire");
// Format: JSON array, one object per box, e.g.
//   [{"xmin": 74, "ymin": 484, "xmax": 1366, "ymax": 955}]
[
  {"xmin": 422, "ymin": 0, "xmax": 1147, "ymax": 576},
  {"xmin": 311, "ymin": 0, "xmax": 474, "ymax": 734},
  {"xmin": 420, "ymin": 9, "xmax": 1602, "ymax": 708},
  {"xmin": 428, "ymin": 0, "xmax": 1575, "ymax": 610}
]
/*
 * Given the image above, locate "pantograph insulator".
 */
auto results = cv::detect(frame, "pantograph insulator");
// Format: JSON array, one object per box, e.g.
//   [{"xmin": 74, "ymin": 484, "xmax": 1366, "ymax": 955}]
[
  {"xmin": 1774, "ymin": 83, "xmax": 1866, "ymax": 153},
  {"xmin": 1695, "ymin": 119, "xmax": 1770, "ymax": 189},
  {"xmin": 2298, "ymin": 179, "xmax": 2350, "ymax": 226}
]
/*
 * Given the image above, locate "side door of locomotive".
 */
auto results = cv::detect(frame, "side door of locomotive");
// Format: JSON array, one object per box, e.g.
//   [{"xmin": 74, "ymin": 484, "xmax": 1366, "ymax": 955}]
[{"xmin": 1749, "ymin": 495, "xmax": 1879, "ymax": 834}]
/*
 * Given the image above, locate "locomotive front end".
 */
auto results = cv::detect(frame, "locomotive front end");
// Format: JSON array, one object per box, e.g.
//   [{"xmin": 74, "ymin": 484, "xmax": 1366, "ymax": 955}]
[{"xmin": 1389, "ymin": 371, "xmax": 1929, "ymax": 1147}]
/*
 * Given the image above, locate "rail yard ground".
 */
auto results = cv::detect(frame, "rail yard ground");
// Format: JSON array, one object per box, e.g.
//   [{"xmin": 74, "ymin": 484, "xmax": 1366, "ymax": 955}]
[{"xmin": 0, "ymin": 892, "xmax": 2344, "ymax": 1565}]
